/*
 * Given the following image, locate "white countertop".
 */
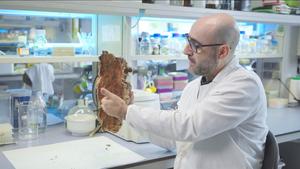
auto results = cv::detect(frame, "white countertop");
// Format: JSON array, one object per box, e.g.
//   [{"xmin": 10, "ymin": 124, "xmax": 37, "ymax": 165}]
[
  {"xmin": 0, "ymin": 124, "xmax": 175, "ymax": 169},
  {"xmin": 267, "ymin": 107, "xmax": 300, "ymax": 135},
  {"xmin": 0, "ymin": 107, "xmax": 299, "ymax": 168},
  {"xmin": 267, "ymin": 107, "xmax": 300, "ymax": 143}
]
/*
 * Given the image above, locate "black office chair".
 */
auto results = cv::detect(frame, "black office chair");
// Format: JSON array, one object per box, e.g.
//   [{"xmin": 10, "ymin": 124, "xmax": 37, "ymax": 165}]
[{"xmin": 261, "ymin": 131, "xmax": 280, "ymax": 169}]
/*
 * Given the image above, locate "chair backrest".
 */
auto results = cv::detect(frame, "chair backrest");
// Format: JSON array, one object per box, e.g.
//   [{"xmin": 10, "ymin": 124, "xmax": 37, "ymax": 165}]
[{"xmin": 261, "ymin": 131, "xmax": 279, "ymax": 169}]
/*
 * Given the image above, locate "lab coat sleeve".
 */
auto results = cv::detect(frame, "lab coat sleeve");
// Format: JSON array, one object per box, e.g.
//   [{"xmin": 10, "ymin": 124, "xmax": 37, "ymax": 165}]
[
  {"xmin": 126, "ymin": 74, "xmax": 262, "ymax": 142},
  {"xmin": 148, "ymin": 132, "xmax": 176, "ymax": 150}
]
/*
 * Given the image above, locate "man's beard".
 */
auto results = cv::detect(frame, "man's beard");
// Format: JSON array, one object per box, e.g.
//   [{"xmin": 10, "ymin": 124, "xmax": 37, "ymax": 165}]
[{"xmin": 193, "ymin": 51, "xmax": 218, "ymax": 77}]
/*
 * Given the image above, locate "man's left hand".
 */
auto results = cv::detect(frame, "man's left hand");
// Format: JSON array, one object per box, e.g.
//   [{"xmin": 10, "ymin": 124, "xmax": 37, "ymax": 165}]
[{"xmin": 100, "ymin": 88, "xmax": 128, "ymax": 120}]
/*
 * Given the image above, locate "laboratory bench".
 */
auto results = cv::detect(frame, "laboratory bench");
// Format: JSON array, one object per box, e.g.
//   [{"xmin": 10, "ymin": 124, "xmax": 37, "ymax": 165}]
[
  {"xmin": 0, "ymin": 123, "xmax": 176, "ymax": 169},
  {"xmin": 0, "ymin": 107, "xmax": 300, "ymax": 169},
  {"xmin": 267, "ymin": 107, "xmax": 300, "ymax": 143}
]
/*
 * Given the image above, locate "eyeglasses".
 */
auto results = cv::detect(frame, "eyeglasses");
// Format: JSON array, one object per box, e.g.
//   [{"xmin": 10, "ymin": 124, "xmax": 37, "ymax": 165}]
[{"xmin": 186, "ymin": 34, "xmax": 224, "ymax": 53}]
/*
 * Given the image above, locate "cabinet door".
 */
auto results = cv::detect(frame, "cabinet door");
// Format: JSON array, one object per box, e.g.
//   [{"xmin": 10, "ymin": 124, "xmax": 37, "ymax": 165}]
[
  {"xmin": 0, "ymin": 9, "xmax": 97, "ymax": 58},
  {"xmin": 97, "ymin": 15, "xmax": 124, "ymax": 57}
]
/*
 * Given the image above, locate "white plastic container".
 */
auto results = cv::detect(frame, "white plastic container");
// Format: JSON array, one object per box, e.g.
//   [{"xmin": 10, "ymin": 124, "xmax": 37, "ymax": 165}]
[{"xmin": 65, "ymin": 114, "xmax": 96, "ymax": 136}]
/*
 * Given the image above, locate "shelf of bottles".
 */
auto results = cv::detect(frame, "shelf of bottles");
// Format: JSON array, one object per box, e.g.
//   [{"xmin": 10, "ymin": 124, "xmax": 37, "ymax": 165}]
[
  {"xmin": 133, "ymin": 17, "xmax": 284, "ymax": 60},
  {"xmin": 132, "ymin": 17, "xmax": 193, "ymax": 61},
  {"xmin": 0, "ymin": 9, "xmax": 98, "ymax": 63},
  {"xmin": 235, "ymin": 22, "xmax": 284, "ymax": 59}
]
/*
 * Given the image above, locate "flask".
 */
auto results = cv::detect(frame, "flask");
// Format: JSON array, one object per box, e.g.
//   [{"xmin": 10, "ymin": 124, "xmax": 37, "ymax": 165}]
[
  {"xmin": 64, "ymin": 99, "xmax": 96, "ymax": 136},
  {"xmin": 28, "ymin": 91, "xmax": 47, "ymax": 133}
]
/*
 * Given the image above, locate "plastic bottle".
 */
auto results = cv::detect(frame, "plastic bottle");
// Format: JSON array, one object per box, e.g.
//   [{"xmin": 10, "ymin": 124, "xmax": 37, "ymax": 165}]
[
  {"xmin": 179, "ymin": 34, "xmax": 187, "ymax": 54},
  {"xmin": 206, "ymin": 0, "xmax": 219, "ymax": 9},
  {"xmin": 239, "ymin": 31, "xmax": 248, "ymax": 54},
  {"xmin": 170, "ymin": 0, "xmax": 183, "ymax": 6},
  {"xmin": 28, "ymin": 91, "xmax": 47, "ymax": 133},
  {"xmin": 33, "ymin": 29, "xmax": 48, "ymax": 56},
  {"xmin": 140, "ymin": 32, "xmax": 151, "ymax": 55},
  {"xmin": 219, "ymin": 0, "xmax": 232, "ymax": 10},
  {"xmin": 241, "ymin": 0, "xmax": 251, "ymax": 11},
  {"xmin": 150, "ymin": 33, "xmax": 161, "ymax": 55},
  {"xmin": 248, "ymin": 35, "xmax": 257, "ymax": 54},
  {"xmin": 160, "ymin": 35, "xmax": 169, "ymax": 55},
  {"xmin": 234, "ymin": 0, "xmax": 251, "ymax": 11},
  {"xmin": 236, "ymin": 31, "xmax": 244, "ymax": 54},
  {"xmin": 169, "ymin": 33, "xmax": 181, "ymax": 56},
  {"xmin": 136, "ymin": 34, "xmax": 142, "ymax": 55},
  {"xmin": 192, "ymin": 0, "xmax": 206, "ymax": 8}
]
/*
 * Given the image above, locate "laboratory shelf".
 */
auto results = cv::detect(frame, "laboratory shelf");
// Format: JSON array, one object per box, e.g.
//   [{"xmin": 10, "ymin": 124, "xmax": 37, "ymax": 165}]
[
  {"xmin": 132, "ymin": 55, "xmax": 187, "ymax": 61},
  {"xmin": 0, "ymin": 1, "xmax": 140, "ymax": 16},
  {"xmin": 133, "ymin": 53, "xmax": 283, "ymax": 60},
  {"xmin": 140, "ymin": 3, "xmax": 300, "ymax": 25},
  {"xmin": 0, "ymin": 1, "xmax": 300, "ymax": 25},
  {"xmin": 237, "ymin": 53, "xmax": 283, "ymax": 59},
  {"xmin": 0, "ymin": 72, "xmax": 81, "ymax": 82},
  {"xmin": 0, "ymin": 55, "xmax": 99, "ymax": 64}
]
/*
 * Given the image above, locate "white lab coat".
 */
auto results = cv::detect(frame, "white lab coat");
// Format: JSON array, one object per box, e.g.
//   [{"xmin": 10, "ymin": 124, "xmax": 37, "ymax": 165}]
[{"xmin": 126, "ymin": 57, "xmax": 268, "ymax": 169}]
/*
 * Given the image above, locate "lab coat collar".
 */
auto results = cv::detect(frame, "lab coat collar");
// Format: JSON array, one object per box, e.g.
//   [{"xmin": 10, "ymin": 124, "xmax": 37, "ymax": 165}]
[{"xmin": 212, "ymin": 56, "xmax": 240, "ymax": 84}]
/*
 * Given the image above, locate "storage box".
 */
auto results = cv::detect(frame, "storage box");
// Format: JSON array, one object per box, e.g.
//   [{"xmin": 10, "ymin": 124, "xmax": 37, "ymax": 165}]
[{"xmin": 52, "ymin": 47, "xmax": 75, "ymax": 56}]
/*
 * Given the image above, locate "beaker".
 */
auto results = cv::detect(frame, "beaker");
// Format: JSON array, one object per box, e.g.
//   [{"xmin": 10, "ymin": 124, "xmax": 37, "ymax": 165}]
[{"xmin": 17, "ymin": 102, "xmax": 38, "ymax": 140}]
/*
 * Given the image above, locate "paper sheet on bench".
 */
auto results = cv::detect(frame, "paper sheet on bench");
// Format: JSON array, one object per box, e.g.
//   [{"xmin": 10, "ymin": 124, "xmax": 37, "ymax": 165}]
[{"xmin": 4, "ymin": 136, "xmax": 145, "ymax": 169}]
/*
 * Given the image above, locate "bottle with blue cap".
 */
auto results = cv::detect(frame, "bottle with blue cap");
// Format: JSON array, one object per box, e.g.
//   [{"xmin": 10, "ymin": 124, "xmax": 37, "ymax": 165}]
[{"xmin": 150, "ymin": 33, "xmax": 161, "ymax": 55}]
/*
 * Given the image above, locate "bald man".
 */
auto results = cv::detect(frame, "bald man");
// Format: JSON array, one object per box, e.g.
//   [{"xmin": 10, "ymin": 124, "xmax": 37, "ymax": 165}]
[{"xmin": 101, "ymin": 13, "xmax": 268, "ymax": 169}]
